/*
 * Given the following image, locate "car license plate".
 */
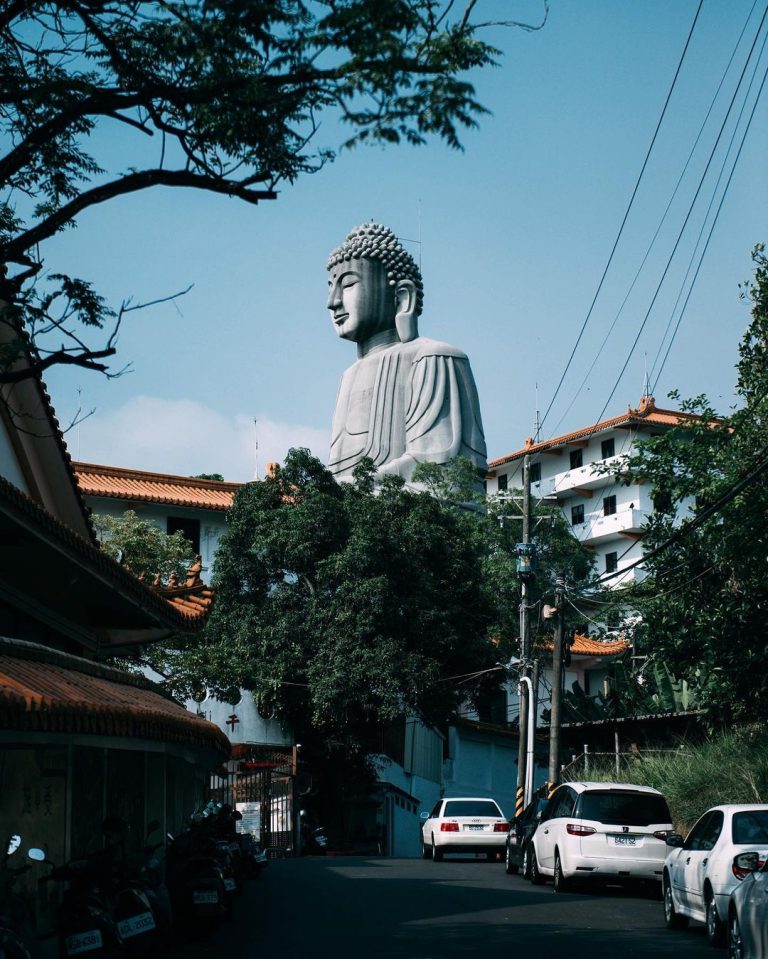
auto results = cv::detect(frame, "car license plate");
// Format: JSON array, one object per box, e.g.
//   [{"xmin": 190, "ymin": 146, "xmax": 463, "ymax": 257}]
[
  {"xmin": 193, "ymin": 890, "xmax": 220, "ymax": 905},
  {"xmin": 64, "ymin": 930, "xmax": 103, "ymax": 956},
  {"xmin": 224, "ymin": 878, "xmax": 237, "ymax": 891},
  {"xmin": 467, "ymin": 825, "xmax": 484, "ymax": 831},
  {"xmin": 614, "ymin": 836, "xmax": 637, "ymax": 846},
  {"xmin": 117, "ymin": 912, "xmax": 156, "ymax": 939}
]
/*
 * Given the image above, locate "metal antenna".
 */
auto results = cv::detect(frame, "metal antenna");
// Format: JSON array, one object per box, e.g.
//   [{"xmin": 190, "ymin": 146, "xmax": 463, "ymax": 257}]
[
  {"xmin": 253, "ymin": 418, "xmax": 260, "ymax": 481},
  {"xmin": 76, "ymin": 386, "xmax": 82, "ymax": 459}
]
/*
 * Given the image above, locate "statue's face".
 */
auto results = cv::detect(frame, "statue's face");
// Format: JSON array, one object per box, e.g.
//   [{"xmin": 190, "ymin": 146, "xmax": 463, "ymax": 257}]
[{"xmin": 326, "ymin": 257, "xmax": 395, "ymax": 343}]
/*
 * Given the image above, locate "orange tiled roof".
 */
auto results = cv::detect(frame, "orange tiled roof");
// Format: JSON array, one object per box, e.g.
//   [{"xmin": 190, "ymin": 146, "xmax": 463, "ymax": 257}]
[
  {"xmin": 0, "ymin": 637, "xmax": 229, "ymax": 755},
  {"xmin": 489, "ymin": 396, "xmax": 709, "ymax": 470},
  {"xmin": 74, "ymin": 461, "xmax": 242, "ymax": 511},
  {"xmin": 0, "ymin": 472, "xmax": 212, "ymax": 634},
  {"xmin": 571, "ymin": 633, "xmax": 629, "ymax": 656},
  {"xmin": 540, "ymin": 633, "xmax": 629, "ymax": 657}
]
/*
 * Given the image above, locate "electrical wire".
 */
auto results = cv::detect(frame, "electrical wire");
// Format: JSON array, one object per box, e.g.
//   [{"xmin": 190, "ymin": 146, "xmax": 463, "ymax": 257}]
[
  {"xmin": 537, "ymin": 0, "xmax": 704, "ymax": 437},
  {"xmin": 548, "ymin": 0, "xmax": 762, "ymax": 439},
  {"xmin": 651, "ymin": 51, "xmax": 768, "ymax": 391},
  {"xmin": 583, "ymin": 438, "xmax": 768, "ymax": 588},
  {"xmin": 589, "ymin": 3, "xmax": 768, "ymax": 433}
]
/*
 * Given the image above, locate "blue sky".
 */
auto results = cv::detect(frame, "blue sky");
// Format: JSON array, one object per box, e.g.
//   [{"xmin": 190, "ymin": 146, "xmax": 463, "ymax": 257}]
[{"xmin": 44, "ymin": 0, "xmax": 768, "ymax": 481}]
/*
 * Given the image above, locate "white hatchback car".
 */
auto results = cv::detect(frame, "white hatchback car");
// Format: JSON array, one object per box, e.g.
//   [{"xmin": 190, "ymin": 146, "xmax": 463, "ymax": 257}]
[
  {"xmin": 728, "ymin": 851, "xmax": 768, "ymax": 959},
  {"xmin": 420, "ymin": 797, "xmax": 509, "ymax": 861},
  {"xmin": 663, "ymin": 804, "xmax": 768, "ymax": 947},
  {"xmin": 528, "ymin": 781, "xmax": 673, "ymax": 892}
]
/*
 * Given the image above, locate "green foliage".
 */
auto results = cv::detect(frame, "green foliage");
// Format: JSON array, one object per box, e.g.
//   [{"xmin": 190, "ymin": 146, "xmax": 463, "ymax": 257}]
[
  {"xmin": 167, "ymin": 449, "xmax": 496, "ymax": 755},
  {"xmin": 483, "ymin": 486, "xmax": 596, "ymax": 658},
  {"xmin": 567, "ymin": 730, "xmax": 768, "ymax": 833},
  {"xmin": 0, "ymin": 0, "xmax": 509, "ymax": 383},
  {"xmin": 193, "ymin": 473, "xmax": 225, "ymax": 482},
  {"xmin": 619, "ymin": 245, "xmax": 768, "ymax": 724},
  {"xmin": 94, "ymin": 510, "xmax": 194, "ymax": 583}
]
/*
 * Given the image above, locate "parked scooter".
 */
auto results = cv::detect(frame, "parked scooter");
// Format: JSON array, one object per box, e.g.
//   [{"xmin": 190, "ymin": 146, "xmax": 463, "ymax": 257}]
[{"xmin": 0, "ymin": 835, "xmax": 38, "ymax": 959}]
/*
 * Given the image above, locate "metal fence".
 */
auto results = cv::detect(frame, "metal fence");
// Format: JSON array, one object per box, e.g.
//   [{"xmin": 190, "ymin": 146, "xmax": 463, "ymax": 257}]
[
  {"xmin": 561, "ymin": 745, "xmax": 687, "ymax": 781},
  {"xmin": 209, "ymin": 747, "xmax": 295, "ymax": 857}
]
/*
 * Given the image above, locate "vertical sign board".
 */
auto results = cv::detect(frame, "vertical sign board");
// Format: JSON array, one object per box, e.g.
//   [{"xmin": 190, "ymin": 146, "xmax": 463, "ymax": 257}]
[{"xmin": 236, "ymin": 801, "xmax": 261, "ymax": 837}]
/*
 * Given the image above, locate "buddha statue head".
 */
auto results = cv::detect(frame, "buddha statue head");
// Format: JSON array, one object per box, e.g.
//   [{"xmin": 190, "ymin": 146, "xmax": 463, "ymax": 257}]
[{"xmin": 326, "ymin": 223, "xmax": 424, "ymax": 346}]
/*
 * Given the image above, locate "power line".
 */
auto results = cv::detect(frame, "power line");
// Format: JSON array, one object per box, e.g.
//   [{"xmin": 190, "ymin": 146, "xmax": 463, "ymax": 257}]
[
  {"xmin": 537, "ymin": 0, "xmax": 704, "ymax": 437},
  {"xmin": 548, "ymin": 0, "xmax": 763, "ymax": 439},
  {"xmin": 583, "ymin": 438, "xmax": 768, "ymax": 589},
  {"xmin": 590, "ymin": 3, "xmax": 768, "ymax": 431},
  {"xmin": 651, "ymin": 49, "xmax": 768, "ymax": 391}
]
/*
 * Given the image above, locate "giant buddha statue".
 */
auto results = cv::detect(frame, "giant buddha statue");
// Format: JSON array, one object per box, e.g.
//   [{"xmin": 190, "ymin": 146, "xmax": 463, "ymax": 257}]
[{"xmin": 326, "ymin": 222, "xmax": 487, "ymax": 483}]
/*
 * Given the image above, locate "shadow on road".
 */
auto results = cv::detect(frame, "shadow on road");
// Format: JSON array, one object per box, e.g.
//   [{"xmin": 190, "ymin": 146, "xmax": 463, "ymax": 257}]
[{"xmin": 169, "ymin": 856, "xmax": 711, "ymax": 959}]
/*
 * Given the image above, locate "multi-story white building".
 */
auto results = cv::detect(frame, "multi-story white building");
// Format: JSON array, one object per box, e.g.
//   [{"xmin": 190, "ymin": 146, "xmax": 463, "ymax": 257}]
[{"xmin": 487, "ymin": 395, "xmax": 693, "ymax": 586}]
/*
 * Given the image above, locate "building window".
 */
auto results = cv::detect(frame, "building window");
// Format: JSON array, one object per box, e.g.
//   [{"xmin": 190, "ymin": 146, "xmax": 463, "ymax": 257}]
[
  {"xmin": 497, "ymin": 473, "xmax": 508, "ymax": 492},
  {"xmin": 605, "ymin": 551, "xmax": 618, "ymax": 573},
  {"xmin": 569, "ymin": 449, "xmax": 583, "ymax": 470},
  {"xmin": 529, "ymin": 462, "xmax": 541, "ymax": 483},
  {"xmin": 601, "ymin": 438, "xmax": 615, "ymax": 459},
  {"xmin": 571, "ymin": 504, "xmax": 584, "ymax": 526},
  {"xmin": 603, "ymin": 495, "xmax": 616, "ymax": 516},
  {"xmin": 167, "ymin": 516, "xmax": 201, "ymax": 554}
]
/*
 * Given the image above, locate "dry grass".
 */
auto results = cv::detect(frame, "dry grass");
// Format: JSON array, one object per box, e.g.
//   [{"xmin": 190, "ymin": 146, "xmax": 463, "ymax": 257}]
[{"xmin": 563, "ymin": 730, "xmax": 768, "ymax": 833}]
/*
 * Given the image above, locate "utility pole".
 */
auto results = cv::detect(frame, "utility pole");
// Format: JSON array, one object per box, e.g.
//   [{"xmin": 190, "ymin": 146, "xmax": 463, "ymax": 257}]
[
  {"xmin": 548, "ymin": 572, "xmax": 566, "ymax": 787},
  {"xmin": 515, "ymin": 453, "xmax": 532, "ymax": 817}
]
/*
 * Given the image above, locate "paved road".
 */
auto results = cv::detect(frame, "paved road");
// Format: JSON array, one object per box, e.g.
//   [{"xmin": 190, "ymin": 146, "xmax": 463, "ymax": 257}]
[{"xmin": 171, "ymin": 855, "xmax": 714, "ymax": 959}]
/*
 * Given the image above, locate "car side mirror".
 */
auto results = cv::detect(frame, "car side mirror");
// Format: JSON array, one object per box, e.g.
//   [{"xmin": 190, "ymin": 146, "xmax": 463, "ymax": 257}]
[
  {"xmin": 419, "ymin": 811, "xmax": 429, "ymax": 821},
  {"xmin": 734, "ymin": 852, "xmax": 761, "ymax": 873},
  {"xmin": 666, "ymin": 833, "xmax": 684, "ymax": 848}
]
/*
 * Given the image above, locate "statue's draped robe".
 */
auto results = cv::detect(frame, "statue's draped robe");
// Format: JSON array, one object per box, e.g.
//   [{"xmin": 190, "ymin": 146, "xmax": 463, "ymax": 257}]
[{"xmin": 329, "ymin": 337, "xmax": 487, "ymax": 480}]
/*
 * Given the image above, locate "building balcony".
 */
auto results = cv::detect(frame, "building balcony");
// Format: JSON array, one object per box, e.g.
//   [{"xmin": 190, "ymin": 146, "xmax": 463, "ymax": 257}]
[
  {"xmin": 538, "ymin": 455, "xmax": 626, "ymax": 499},
  {"xmin": 571, "ymin": 505, "xmax": 648, "ymax": 545}
]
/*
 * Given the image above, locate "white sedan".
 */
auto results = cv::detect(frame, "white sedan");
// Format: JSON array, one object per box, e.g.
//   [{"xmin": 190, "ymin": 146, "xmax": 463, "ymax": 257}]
[
  {"xmin": 728, "ymin": 852, "xmax": 768, "ymax": 959},
  {"xmin": 420, "ymin": 797, "xmax": 509, "ymax": 861},
  {"xmin": 663, "ymin": 805, "xmax": 768, "ymax": 946}
]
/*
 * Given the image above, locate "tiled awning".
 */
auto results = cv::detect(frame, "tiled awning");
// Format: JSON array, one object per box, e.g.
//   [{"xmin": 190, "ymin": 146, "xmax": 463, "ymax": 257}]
[
  {"xmin": 74, "ymin": 461, "xmax": 241, "ymax": 511},
  {"xmin": 0, "ymin": 637, "xmax": 229, "ymax": 756}
]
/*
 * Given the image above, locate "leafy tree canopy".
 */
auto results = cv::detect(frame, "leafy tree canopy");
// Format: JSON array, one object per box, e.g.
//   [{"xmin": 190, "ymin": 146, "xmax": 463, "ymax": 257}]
[
  {"xmin": 164, "ymin": 449, "xmax": 498, "ymax": 754},
  {"xmin": 0, "ymin": 1, "xmax": 549, "ymax": 384},
  {"xmin": 94, "ymin": 508, "xmax": 194, "ymax": 582},
  {"xmin": 193, "ymin": 473, "xmax": 225, "ymax": 482},
  {"xmin": 619, "ymin": 244, "xmax": 768, "ymax": 724},
  {"xmin": 155, "ymin": 448, "xmax": 593, "ymax": 756}
]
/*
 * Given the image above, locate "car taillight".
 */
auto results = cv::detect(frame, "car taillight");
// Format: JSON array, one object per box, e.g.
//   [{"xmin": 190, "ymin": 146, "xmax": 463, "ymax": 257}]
[
  {"xmin": 440, "ymin": 822, "xmax": 459, "ymax": 832},
  {"xmin": 733, "ymin": 860, "xmax": 765, "ymax": 880},
  {"xmin": 566, "ymin": 824, "xmax": 596, "ymax": 837},
  {"xmin": 653, "ymin": 831, "xmax": 671, "ymax": 840},
  {"xmin": 494, "ymin": 823, "xmax": 509, "ymax": 832}
]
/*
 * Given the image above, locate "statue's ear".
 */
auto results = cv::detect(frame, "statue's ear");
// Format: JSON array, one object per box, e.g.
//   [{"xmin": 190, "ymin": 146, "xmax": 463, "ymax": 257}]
[{"xmin": 394, "ymin": 278, "xmax": 418, "ymax": 343}]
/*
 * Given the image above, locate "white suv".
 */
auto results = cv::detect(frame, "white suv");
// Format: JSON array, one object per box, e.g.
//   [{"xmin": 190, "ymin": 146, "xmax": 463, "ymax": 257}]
[
  {"xmin": 420, "ymin": 797, "xmax": 509, "ymax": 861},
  {"xmin": 529, "ymin": 781, "xmax": 673, "ymax": 892}
]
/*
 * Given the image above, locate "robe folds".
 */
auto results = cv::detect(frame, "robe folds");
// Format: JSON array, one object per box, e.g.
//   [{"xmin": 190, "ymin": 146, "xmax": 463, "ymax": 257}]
[{"xmin": 329, "ymin": 336, "xmax": 487, "ymax": 481}]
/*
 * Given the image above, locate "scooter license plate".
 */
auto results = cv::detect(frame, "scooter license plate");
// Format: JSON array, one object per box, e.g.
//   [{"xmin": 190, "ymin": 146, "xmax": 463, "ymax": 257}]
[
  {"xmin": 193, "ymin": 890, "xmax": 219, "ymax": 905},
  {"xmin": 65, "ymin": 929, "xmax": 103, "ymax": 956},
  {"xmin": 117, "ymin": 911, "xmax": 156, "ymax": 939}
]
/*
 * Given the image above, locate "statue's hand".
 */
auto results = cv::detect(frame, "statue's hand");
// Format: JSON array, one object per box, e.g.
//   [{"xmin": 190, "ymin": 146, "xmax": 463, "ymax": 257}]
[{"xmin": 376, "ymin": 454, "xmax": 418, "ymax": 483}]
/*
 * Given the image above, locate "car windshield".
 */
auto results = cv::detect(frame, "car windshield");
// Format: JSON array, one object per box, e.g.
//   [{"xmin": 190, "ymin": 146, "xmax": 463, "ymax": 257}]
[
  {"xmin": 732, "ymin": 811, "xmax": 768, "ymax": 844},
  {"xmin": 443, "ymin": 800, "xmax": 502, "ymax": 818},
  {"xmin": 577, "ymin": 790, "xmax": 671, "ymax": 826}
]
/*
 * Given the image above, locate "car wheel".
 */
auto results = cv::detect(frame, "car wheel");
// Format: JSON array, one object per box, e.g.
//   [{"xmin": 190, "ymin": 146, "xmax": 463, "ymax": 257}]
[
  {"xmin": 505, "ymin": 843, "xmax": 519, "ymax": 875},
  {"xmin": 422, "ymin": 840, "xmax": 430, "ymax": 860},
  {"xmin": 706, "ymin": 893, "xmax": 726, "ymax": 947},
  {"xmin": 522, "ymin": 844, "xmax": 532, "ymax": 880},
  {"xmin": 529, "ymin": 846, "xmax": 545, "ymax": 885},
  {"xmin": 663, "ymin": 874, "xmax": 689, "ymax": 930},
  {"xmin": 431, "ymin": 837, "xmax": 443, "ymax": 862},
  {"xmin": 728, "ymin": 910, "xmax": 744, "ymax": 959},
  {"xmin": 553, "ymin": 850, "xmax": 571, "ymax": 893}
]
